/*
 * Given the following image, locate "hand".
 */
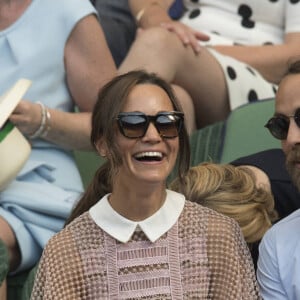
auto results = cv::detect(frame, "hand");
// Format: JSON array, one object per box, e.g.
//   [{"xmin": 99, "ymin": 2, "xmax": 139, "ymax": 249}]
[
  {"xmin": 160, "ymin": 20, "xmax": 210, "ymax": 54},
  {"xmin": 9, "ymin": 100, "xmax": 43, "ymax": 136}
]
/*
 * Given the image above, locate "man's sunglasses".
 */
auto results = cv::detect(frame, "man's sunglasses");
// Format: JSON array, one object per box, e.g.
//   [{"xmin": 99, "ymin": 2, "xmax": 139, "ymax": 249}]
[
  {"xmin": 116, "ymin": 111, "xmax": 184, "ymax": 139},
  {"xmin": 264, "ymin": 108, "xmax": 300, "ymax": 140}
]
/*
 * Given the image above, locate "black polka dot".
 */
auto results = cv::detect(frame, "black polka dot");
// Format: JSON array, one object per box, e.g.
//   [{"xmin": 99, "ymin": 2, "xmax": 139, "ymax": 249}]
[
  {"xmin": 248, "ymin": 90, "xmax": 258, "ymax": 102},
  {"xmin": 189, "ymin": 8, "xmax": 200, "ymax": 19},
  {"xmin": 269, "ymin": 0, "xmax": 279, "ymax": 2},
  {"xmin": 191, "ymin": 0, "xmax": 199, "ymax": 2},
  {"xmin": 272, "ymin": 85, "xmax": 277, "ymax": 94},
  {"xmin": 263, "ymin": 42, "xmax": 274, "ymax": 45},
  {"xmin": 227, "ymin": 66, "xmax": 237, "ymax": 80},
  {"xmin": 241, "ymin": 18, "xmax": 255, "ymax": 28},
  {"xmin": 238, "ymin": 4, "xmax": 252, "ymax": 18},
  {"xmin": 290, "ymin": 0, "xmax": 300, "ymax": 4},
  {"xmin": 211, "ymin": 31, "xmax": 220, "ymax": 35},
  {"xmin": 246, "ymin": 67, "xmax": 256, "ymax": 76},
  {"xmin": 238, "ymin": 4, "xmax": 255, "ymax": 29}
]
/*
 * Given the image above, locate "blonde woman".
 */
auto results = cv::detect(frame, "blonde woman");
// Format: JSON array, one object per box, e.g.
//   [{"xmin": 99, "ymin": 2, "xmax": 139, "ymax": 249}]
[{"xmin": 170, "ymin": 162, "xmax": 278, "ymax": 269}]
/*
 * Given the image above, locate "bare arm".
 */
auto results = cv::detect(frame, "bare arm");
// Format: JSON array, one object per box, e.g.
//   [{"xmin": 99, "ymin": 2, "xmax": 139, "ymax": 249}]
[
  {"xmin": 129, "ymin": 0, "xmax": 173, "ymax": 27},
  {"xmin": 10, "ymin": 14, "xmax": 117, "ymax": 150},
  {"xmin": 213, "ymin": 32, "xmax": 300, "ymax": 84}
]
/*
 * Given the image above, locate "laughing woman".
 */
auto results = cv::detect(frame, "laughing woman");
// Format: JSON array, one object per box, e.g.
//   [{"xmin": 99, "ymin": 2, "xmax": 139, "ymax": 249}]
[{"xmin": 30, "ymin": 70, "xmax": 260, "ymax": 299}]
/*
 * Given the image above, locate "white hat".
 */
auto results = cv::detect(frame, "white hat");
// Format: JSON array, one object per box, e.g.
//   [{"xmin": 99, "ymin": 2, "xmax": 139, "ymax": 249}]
[{"xmin": 0, "ymin": 79, "xmax": 32, "ymax": 191}]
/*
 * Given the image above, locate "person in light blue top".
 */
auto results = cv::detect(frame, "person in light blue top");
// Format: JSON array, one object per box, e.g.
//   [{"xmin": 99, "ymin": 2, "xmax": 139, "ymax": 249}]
[
  {"xmin": 0, "ymin": 0, "xmax": 116, "ymax": 297},
  {"xmin": 257, "ymin": 59, "xmax": 300, "ymax": 299},
  {"xmin": 258, "ymin": 210, "xmax": 300, "ymax": 299}
]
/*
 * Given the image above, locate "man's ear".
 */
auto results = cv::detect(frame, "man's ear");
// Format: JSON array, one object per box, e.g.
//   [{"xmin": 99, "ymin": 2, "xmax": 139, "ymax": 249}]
[{"xmin": 94, "ymin": 138, "xmax": 108, "ymax": 158}]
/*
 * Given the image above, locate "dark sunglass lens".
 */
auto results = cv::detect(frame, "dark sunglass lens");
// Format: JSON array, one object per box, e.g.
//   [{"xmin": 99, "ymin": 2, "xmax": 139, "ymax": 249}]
[
  {"xmin": 265, "ymin": 116, "xmax": 289, "ymax": 140},
  {"xmin": 120, "ymin": 115, "xmax": 147, "ymax": 138},
  {"xmin": 156, "ymin": 114, "xmax": 181, "ymax": 138},
  {"xmin": 294, "ymin": 108, "xmax": 300, "ymax": 128}
]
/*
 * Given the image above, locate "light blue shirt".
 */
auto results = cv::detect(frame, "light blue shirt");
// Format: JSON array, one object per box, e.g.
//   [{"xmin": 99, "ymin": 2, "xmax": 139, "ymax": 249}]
[{"xmin": 257, "ymin": 209, "xmax": 300, "ymax": 300}]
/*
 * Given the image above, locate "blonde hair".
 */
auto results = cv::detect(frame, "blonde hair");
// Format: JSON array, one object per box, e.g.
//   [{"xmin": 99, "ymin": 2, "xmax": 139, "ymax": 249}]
[{"xmin": 169, "ymin": 162, "xmax": 278, "ymax": 244}]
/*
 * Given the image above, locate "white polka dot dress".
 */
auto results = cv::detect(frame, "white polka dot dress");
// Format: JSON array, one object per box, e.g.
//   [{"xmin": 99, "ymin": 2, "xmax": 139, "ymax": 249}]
[{"xmin": 180, "ymin": 0, "xmax": 300, "ymax": 109}]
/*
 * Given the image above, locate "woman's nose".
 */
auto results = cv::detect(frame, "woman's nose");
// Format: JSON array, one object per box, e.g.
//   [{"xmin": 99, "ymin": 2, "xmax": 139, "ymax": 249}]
[{"xmin": 142, "ymin": 122, "xmax": 162, "ymax": 141}]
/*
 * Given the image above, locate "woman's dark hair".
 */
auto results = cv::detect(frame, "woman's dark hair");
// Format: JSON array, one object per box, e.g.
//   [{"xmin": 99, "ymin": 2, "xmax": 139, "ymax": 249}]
[{"xmin": 66, "ymin": 70, "xmax": 190, "ymax": 225}]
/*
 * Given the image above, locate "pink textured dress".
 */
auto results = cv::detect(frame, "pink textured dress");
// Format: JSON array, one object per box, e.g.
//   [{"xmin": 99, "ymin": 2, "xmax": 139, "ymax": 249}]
[{"xmin": 31, "ymin": 190, "xmax": 261, "ymax": 299}]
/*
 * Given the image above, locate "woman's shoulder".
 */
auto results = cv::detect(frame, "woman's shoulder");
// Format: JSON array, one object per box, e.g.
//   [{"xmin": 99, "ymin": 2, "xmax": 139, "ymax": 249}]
[
  {"xmin": 263, "ymin": 208, "xmax": 300, "ymax": 244},
  {"xmin": 33, "ymin": 0, "xmax": 96, "ymax": 31},
  {"xmin": 184, "ymin": 200, "xmax": 236, "ymax": 221},
  {"xmin": 42, "ymin": 0, "xmax": 96, "ymax": 14},
  {"xmin": 182, "ymin": 200, "xmax": 240, "ymax": 234},
  {"xmin": 180, "ymin": 201, "xmax": 248, "ymax": 261},
  {"xmin": 45, "ymin": 212, "xmax": 98, "ymax": 250}
]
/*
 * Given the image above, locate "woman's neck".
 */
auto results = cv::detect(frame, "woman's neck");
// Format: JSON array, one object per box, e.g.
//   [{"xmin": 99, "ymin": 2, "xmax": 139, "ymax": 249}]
[
  {"xmin": 0, "ymin": 0, "xmax": 31, "ymax": 30},
  {"xmin": 109, "ymin": 185, "xmax": 167, "ymax": 222}
]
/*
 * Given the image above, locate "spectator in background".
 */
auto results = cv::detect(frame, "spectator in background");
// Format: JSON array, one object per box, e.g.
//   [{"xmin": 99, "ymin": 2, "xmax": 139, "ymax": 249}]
[
  {"xmin": 231, "ymin": 148, "xmax": 300, "ymax": 220},
  {"xmin": 120, "ymin": 0, "xmax": 300, "ymax": 128},
  {"xmin": 91, "ymin": 0, "xmax": 185, "ymax": 67},
  {"xmin": 0, "ymin": 0, "xmax": 116, "ymax": 298},
  {"xmin": 170, "ymin": 162, "xmax": 278, "ymax": 270},
  {"xmin": 257, "ymin": 60, "xmax": 300, "ymax": 299}
]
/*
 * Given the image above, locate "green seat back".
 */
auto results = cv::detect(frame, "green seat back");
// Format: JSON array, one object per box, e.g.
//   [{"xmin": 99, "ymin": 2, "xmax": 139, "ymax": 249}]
[
  {"xmin": 189, "ymin": 98, "xmax": 280, "ymax": 167},
  {"xmin": 73, "ymin": 150, "xmax": 105, "ymax": 189},
  {"xmin": 220, "ymin": 98, "xmax": 280, "ymax": 163},
  {"xmin": 189, "ymin": 121, "xmax": 224, "ymax": 165}
]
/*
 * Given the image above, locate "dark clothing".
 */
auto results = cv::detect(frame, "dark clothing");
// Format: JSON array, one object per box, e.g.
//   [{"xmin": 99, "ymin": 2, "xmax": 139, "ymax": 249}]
[
  {"xmin": 92, "ymin": 0, "xmax": 136, "ymax": 66},
  {"xmin": 231, "ymin": 148, "xmax": 300, "ymax": 220}
]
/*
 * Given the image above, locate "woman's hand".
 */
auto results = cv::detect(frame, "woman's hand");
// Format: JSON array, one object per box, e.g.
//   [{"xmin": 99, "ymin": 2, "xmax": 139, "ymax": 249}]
[
  {"xmin": 9, "ymin": 100, "xmax": 43, "ymax": 137},
  {"xmin": 129, "ymin": 0, "xmax": 209, "ymax": 54},
  {"xmin": 160, "ymin": 20, "xmax": 210, "ymax": 54}
]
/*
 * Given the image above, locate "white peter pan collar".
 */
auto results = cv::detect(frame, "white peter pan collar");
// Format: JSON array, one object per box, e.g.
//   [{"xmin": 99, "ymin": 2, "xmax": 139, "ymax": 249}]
[{"xmin": 89, "ymin": 189, "xmax": 185, "ymax": 243}]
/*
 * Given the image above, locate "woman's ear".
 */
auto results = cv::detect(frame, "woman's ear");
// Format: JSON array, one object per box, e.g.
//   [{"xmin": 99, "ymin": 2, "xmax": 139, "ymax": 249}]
[{"xmin": 94, "ymin": 138, "xmax": 108, "ymax": 158}]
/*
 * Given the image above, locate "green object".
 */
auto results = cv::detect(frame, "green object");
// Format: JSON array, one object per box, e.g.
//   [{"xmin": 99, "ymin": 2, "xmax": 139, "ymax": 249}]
[
  {"xmin": 220, "ymin": 98, "xmax": 280, "ymax": 163},
  {"xmin": 0, "ymin": 121, "xmax": 14, "ymax": 143},
  {"xmin": 169, "ymin": 120, "xmax": 224, "ymax": 182},
  {"xmin": 188, "ymin": 98, "xmax": 280, "ymax": 167},
  {"xmin": 0, "ymin": 238, "xmax": 9, "ymax": 285},
  {"xmin": 190, "ymin": 121, "xmax": 224, "ymax": 165},
  {"xmin": 20, "ymin": 265, "xmax": 38, "ymax": 300},
  {"xmin": 73, "ymin": 150, "xmax": 105, "ymax": 189},
  {"xmin": 7, "ymin": 271, "xmax": 31, "ymax": 300}
]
